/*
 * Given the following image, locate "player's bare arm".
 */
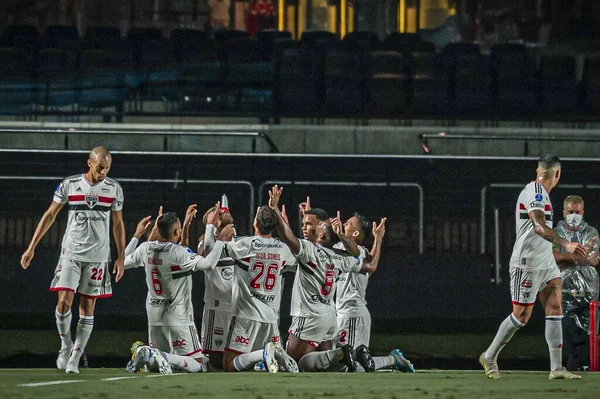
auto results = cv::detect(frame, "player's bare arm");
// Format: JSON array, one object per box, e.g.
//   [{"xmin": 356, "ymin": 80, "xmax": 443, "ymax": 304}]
[
  {"xmin": 269, "ymin": 185, "xmax": 301, "ymax": 254},
  {"xmin": 133, "ymin": 216, "xmax": 152, "ymax": 239},
  {"xmin": 20, "ymin": 201, "xmax": 65, "ymax": 269},
  {"xmin": 180, "ymin": 204, "xmax": 197, "ymax": 247},
  {"xmin": 360, "ymin": 218, "xmax": 386, "ymax": 274},
  {"xmin": 332, "ymin": 211, "xmax": 362, "ymax": 256},
  {"xmin": 148, "ymin": 206, "xmax": 164, "ymax": 241},
  {"xmin": 201, "ymin": 201, "xmax": 223, "ymax": 255},
  {"xmin": 112, "ymin": 210, "xmax": 126, "ymax": 282},
  {"xmin": 530, "ymin": 210, "xmax": 587, "ymax": 257},
  {"xmin": 299, "ymin": 196, "xmax": 311, "ymax": 216}
]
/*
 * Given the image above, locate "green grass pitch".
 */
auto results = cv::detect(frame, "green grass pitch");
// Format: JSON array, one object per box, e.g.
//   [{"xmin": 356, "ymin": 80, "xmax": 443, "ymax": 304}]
[{"xmin": 1, "ymin": 369, "xmax": 600, "ymax": 399}]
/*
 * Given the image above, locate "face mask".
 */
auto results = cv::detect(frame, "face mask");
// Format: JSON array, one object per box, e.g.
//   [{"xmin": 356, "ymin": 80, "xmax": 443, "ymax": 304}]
[{"xmin": 566, "ymin": 213, "xmax": 583, "ymax": 228}]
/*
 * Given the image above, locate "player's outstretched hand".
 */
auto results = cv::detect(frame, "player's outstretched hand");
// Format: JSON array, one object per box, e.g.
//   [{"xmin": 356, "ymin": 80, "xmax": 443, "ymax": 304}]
[
  {"xmin": 218, "ymin": 224, "xmax": 235, "ymax": 241},
  {"xmin": 184, "ymin": 204, "xmax": 198, "ymax": 225},
  {"xmin": 208, "ymin": 201, "xmax": 221, "ymax": 227},
  {"xmin": 134, "ymin": 216, "xmax": 152, "ymax": 239},
  {"xmin": 281, "ymin": 205, "xmax": 289, "ymax": 224},
  {"xmin": 268, "ymin": 185, "xmax": 283, "ymax": 210},
  {"xmin": 565, "ymin": 241, "xmax": 587, "ymax": 258},
  {"xmin": 113, "ymin": 257, "xmax": 124, "ymax": 282},
  {"xmin": 20, "ymin": 248, "xmax": 34, "ymax": 269},
  {"xmin": 148, "ymin": 206, "xmax": 164, "ymax": 241},
  {"xmin": 373, "ymin": 217, "xmax": 387, "ymax": 240},
  {"xmin": 299, "ymin": 196, "xmax": 311, "ymax": 216},
  {"xmin": 331, "ymin": 211, "xmax": 344, "ymax": 237}
]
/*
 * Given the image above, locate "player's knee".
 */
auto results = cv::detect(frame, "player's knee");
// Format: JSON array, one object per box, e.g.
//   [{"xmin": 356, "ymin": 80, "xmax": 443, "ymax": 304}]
[
  {"xmin": 512, "ymin": 311, "xmax": 530, "ymax": 325},
  {"xmin": 79, "ymin": 298, "xmax": 96, "ymax": 316},
  {"xmin": 545, "ymin": 302, "xmax": 562, "ymax": 316},
  {"xmin": 56, "ymin": 301, "xmax": 71, "ymax": 314}
]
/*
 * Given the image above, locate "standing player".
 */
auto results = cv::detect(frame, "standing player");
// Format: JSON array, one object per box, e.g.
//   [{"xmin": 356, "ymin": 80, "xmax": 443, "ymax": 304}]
[
  {"xmin": 204, "ymin": 205, "xmax": 299, "ymax": 372},
  {"xmin": 124, "ymin": 206, "xmax": 230, "ymax": 373},
  {"xmin": 480, "ymin": 155, "xmax": 587, "ymax": 380},
  {"xmin": 20, "ymin": 146, "xmax": 126, "ymax": 374},
  {"xmin": 269, "ymin": 186, "xmax": 378, "ymax": 372},
  {"xmin": 333, "ymin": 212, "xmax": 414, "ymax": 373},
  {"xmin": 197, "ymin": 195, "xmax": 236, "ymax": 369}
]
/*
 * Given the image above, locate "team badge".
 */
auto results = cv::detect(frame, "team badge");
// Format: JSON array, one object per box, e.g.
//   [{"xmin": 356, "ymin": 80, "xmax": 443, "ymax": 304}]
[{"xmin": 85, "ymin": 195, "xmax": 98, "ymax": 209}]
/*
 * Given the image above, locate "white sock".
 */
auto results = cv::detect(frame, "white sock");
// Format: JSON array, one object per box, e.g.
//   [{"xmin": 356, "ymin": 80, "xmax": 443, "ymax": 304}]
[
  {"xmin": 373, "ymin": 356, "xmax": 394, "ymax": 370},
  {"xmin": 72, "ymin": 315, "xmax": 94, "ymax": 357},
  {"xmin": 484, "ymin": 314, "xmax": 525, "ymax": 361},
  {"xmin": 545, "ymin": 315, "xmax": 563, "ymax": 371},
  {"xmin": 162, "ymin": 353, "xmax": 204, "ymax": 373},
  {"xmin": 298, "ymin": 349, "xmax": 343, "ymax": 371},
  {"xmin": 55, "ymin": 310, "xmax": 72, "ymax": 349},
  {"xmin": 233, "ymin": 350, "xmax": 264, "ymax": 371},
  {"xmin": 355, "ymin": 363, "xmax": 365, "ymax": 372}
]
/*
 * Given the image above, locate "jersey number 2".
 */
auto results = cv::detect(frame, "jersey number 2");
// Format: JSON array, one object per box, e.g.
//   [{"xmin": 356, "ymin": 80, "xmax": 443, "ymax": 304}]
[{"xmin": 250, "ymin": 261, "xmax": 278, "ymax": 291}]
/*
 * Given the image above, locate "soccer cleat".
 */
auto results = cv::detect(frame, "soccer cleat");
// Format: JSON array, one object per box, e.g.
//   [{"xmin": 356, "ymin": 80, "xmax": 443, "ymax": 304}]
[
  {"xmin": 390, "ymin": 349, "xmax": 415, "ymax": 373},
  {"xmin": 340, "ymin": 344, "xmax": 356, "ymax": 372},
  {"xmin": 273, "ymin": 345, "xmax": 299, "ymax": 373},
  {"xmin": 56, "ymin": 342, "xmax": 73, "ymax": 371},
  {"xmin": 549, "ymin": 368, "xmax": 582, "ymax": 380},
  {"xmin": 131, "ymin": 344, "xmax": 152, "ymax": 372},
  {"xmin": 65, "ymin": 353, "xmax": 80, "ymax": 374},
  {"xmin": 150, "ymin": 349, "xmax": 173, "ymax": 375},
  {"xmin": 354, "ymin": 345, "xmax": 375, "ymax": 372},
  {"xmin": 479, "ymin": 353, "xmax": 500, "ymax": 379},
  {"xmin": 263, "ymin": 342, "xmax": 279, "ymax": 373}
]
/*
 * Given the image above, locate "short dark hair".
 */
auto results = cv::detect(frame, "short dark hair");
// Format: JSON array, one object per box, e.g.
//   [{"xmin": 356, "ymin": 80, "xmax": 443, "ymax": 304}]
[
  {"xmin": 538, "ymin": 154, "xmax": 561, "ymax": 169},
  {"xmin": 354, "ymin": 212, "xmax": 371, "ymax": 240},
  {"xmin": 157, "ymin": 212, "xmax": 179, "ymax": 239},
  {"xmin": 257, "ymin": 206, "xmax": 278, "ymax": 235},
  {"xmin": 306, "ymin": 208, "xmax": 329, "ymax": 221}
]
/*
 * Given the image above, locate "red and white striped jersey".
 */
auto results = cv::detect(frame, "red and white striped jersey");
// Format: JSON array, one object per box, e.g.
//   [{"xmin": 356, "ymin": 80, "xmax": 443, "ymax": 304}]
[
  {"xmin": 53, "ymin": 174, "xmax": 124, "ymax": 262},
  {"xmin": 220, "ymin": 236, "xmax": 296, "ymax": 323},
  {"xmin": 509, "ymin": 181, "xmax": 557, "ymax": 270},
  {"xmin": 291, "ymin": 239, "xmax": 364, "ymax": 318}
]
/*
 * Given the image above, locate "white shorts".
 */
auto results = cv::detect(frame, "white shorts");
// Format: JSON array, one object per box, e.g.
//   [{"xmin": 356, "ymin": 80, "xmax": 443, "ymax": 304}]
[
  {"xmin": 148, "ymin": 324, "xmax": 202, "ymax": 357},
  {"xmin": 288, "ymin": 316, "xmax": 336, "ymax": 348},
  {"xmin": 336, "ymin": 312, "xmax": 371, "ymax": 348},
  {"xmin": 510, "ymin": 266, "xmax": 562, "ymax": 306},
  {"xmin": 49, "ymin": 257, "xmax": 112, "ymax": 298},
  {"xmin": 201, "ymin": 308, "xmax": 233, "ymax": 354},
  {"xmin": 225, "ymin": 316, "xmax": 281, "ymax": 354}
]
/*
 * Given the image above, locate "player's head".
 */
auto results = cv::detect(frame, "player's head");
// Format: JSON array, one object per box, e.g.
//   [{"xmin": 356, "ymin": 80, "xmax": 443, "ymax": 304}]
[
  {"xmin": 563, "ymin": 195, "xmax": 584, "ymax": 229},
  {"xmin": 202, "ymin": 206, "xmax": 234, "ymax": 231},
  {"xmin": 302, "ymin": 208, "xmax": 329, "ymax": 243},
  {"xmin": 255, "ymin": 206, "xmax": 278, "ymax": 235},
  {"xmin": 316, "ymin": 219, "xmax": 338, "ymax": 248},
  {"xmin": 343, "ymin": 213, "xmax": 370, "ymax": 245},
  {"xmin": 157, "ymin": 212, "xmax": 182, "ymax": 242},
  {"xmin": 536, "ymin": 154, "xmax": 561, "ymax": 189},
  {"xmin": 87, "ymin": 146, "xmax": 112, "ymax": 183}
]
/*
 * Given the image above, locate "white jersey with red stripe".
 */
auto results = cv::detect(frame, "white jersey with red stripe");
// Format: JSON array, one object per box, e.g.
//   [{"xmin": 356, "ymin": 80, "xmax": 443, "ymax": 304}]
[
  {"xmin": 509, "ymin": 181, "xmax": 558, "ymax": 271},
  {"xmin": 53, "ymin": 174, "xmax": 124, "ymax": 262},
  {"xmin": 333, "ymin": 242, "xmax": 369, "ymax": 317},
  {"xmin": 124, "ymin": 240, "xmax": 224, "ymax": 326},
  {"xmin": 291, "ymin": 239, "xmax": 365, "ymax": 318},
  {"xmin": 198, "ymin": 238, "xmax": 235, "ymax": 312},
  {"xmin": 221, "ymin": 236, "xmax": 296, "ymax": 323}
]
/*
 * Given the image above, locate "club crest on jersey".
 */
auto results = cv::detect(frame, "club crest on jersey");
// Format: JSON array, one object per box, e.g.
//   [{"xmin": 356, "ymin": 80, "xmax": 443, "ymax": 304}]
[{"xmin": 85, "ymin": 195, "xmax": 98, "ymax": 209}]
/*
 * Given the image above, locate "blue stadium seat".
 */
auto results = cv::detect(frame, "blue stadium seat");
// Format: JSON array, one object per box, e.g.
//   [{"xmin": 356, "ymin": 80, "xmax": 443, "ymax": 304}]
[
  {"xmin": 0, "ymin": 47, "xmax": 34, "ymax": 114},
  {"xmin": 453, "ymin": 54, "xmax": 492, "ymax": 116},
  {"xmin": 323, "ymin": 49, "xmax": 363, "ymax": 114},
  {"xmin": 364, "ymin": 51, "xmax": 408, "ymax": 116},
  {"xmin": 539, "ymin": 55, "xmax": 579, "ymax": 115}
]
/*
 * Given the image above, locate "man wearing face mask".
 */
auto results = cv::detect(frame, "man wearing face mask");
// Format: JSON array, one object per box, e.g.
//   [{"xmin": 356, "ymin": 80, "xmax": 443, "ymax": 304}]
[{"xmin": 553, "ymin": 195, "xmax": 600, "ymax": 371}]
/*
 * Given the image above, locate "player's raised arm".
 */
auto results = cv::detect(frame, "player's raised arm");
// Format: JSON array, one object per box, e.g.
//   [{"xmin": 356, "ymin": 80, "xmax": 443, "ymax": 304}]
[
  {"xmin": 21, "ymin": 200, "xmax": 65, "ymax": 269},
  {"xmin": 180, "ymin": 204, "xmax": 197, "ymax": 247},
  {"xmin": 125, "ymin": 216, "xmax": 152, "ymax": 256},
  {"xmin": 530, "ymin": 210, "xmax": 587, "ymax": 257},
  {"xmin": 360, "ymin": 218, "xmax": 386, "ymax": 274},
  {"xmin": 181, "ymin": 240, "xmax": 226, "ymax": 271},
  {"xmin": 203, "ymin": 201, "xmax": 222, "ymax": 255},
  {"xmin": 269, "ymin": 185, "xmax": 301, "ymax": 255},
  {"xmin": 331, "ymin": 211, "xmax": 365, "ymax": 258},
  {"xmin": 148, "ymin": 206, "xmax": 164, "ymax": 241}
]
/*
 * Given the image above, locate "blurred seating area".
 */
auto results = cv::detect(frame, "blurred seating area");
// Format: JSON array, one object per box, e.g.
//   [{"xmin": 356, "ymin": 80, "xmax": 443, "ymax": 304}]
[{"xmin": 1, "ymin": 24, "xmax": 600, "ymax": 120}]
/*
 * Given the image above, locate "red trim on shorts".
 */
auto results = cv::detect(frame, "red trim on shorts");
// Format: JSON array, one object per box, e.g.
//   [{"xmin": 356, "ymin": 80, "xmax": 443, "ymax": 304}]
[
  {"xmin": 512, "ymin": 301, "xmax": 535, "ymax": 307},
  {"xmin": 183, "ymin": 348, "xmax": 203, "ymax": 357},
  {"xmin": 288, "ymin": 330, "xmax": 318, "ymax": 348},
  {"xmin": 79, "ymin": 293, "xmax": 112, "ymax": 299},
  {"xmin": 49, "ymin": 287, "xmax": 75, "ymax": 292},
  {"xmin": 224, "ymin": 348, "xmax": 246, "ymax": 355}
]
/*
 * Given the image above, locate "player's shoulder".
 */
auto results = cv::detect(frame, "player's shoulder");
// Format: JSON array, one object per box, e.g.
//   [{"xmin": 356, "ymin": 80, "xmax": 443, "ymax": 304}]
[
  {"xmin": 62, "ymin": 174, "xmax": 83, "ymax": 185},
  {"xmin": 103, "ymin": 177, "xmax": 122, "ymax": 189}
]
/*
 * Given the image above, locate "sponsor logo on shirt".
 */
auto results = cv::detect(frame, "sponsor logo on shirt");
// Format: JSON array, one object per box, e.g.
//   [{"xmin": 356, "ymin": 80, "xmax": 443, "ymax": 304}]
[
  {"xmin": 251, "ymin": 239, "xmax": 283, "ymax": 251},
  {"xmin": 149, "ymin": 298, "xmax": 173, "ymax": 306},
  {"xmin": 221, "ymin": 267, "xmax": 234, "ymax": 280},
  {"xmin": 271, "ymin": 335, "xmax": 280, "ymax": 343},
  {"xmin": 234, "ymin": 336, "xmax": 250, "ymax": 345},
  {"xmin": 310, "ymin": 295, "xmax": 332, "ymax": 305},
  {"xmin": 521, "ymin": 280, "xmax": 532, "ymax": 288},
  {"xmin": 214, "ymin": 328, "xmax": 224, "ymax": 336},
  {"xmin": 75, "ymin": 212, "xmax": 107, "ymax": 224},
  {"xmin": 172, "ymin": 339, "xmax": 187, "ymax": 348}
]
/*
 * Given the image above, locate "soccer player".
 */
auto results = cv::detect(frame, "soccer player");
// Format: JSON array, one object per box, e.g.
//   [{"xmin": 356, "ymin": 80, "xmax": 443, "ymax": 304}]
[
  {"xmin": 480, "ymin": 155, "xmax": 587, "ymax": 380},
  {"xmin": 20, "ymin": 146, "xmax": 125, "ymax": 374},
  {"xmin": 268, "ymin": 186, "xmax": 379, "ymax": 372},
  {"xmin": 197, "ymin": 195, "xmax": 236, "ymax": 370},
  {"xmin": 333, "ymin": 212, "xmax": 414, "ymax": 373},
  {"xmin": 124, "ymin": 205, "xmax": 230, "ymax": 373},
  {"xmin": 204, "ymin": 205, "xmax": 298, "ymax": 373}
]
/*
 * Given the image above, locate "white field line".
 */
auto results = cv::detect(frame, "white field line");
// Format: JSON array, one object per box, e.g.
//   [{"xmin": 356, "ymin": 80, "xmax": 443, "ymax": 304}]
[
  {"xmin": 18, "ymin": 380, "xmax": 85, "ymax": 387},
  {"xmin": 101, "ymin": 376, "xmax": 139, "ymax": 381}
]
